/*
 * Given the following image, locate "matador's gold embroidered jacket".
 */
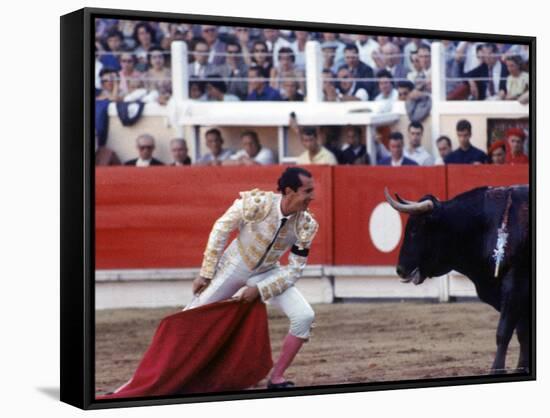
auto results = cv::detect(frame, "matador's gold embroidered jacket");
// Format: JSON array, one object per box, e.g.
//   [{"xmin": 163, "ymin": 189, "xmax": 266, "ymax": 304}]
[{"xmin": 199, "ymin": 189, "xmax": 318, "ymax": 302}]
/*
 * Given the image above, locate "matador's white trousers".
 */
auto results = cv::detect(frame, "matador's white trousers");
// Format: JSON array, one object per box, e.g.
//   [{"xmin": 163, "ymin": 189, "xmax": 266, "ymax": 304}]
[{"xmin": 185, "ymin": 241, "xmax": 314, "ymax": 339}]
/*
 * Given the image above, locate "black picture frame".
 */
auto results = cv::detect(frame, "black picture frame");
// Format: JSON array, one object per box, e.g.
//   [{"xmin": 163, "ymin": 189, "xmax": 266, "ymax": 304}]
[{"xmin": 60, "ymin": 7, "xmax": 536, "ymax": 410}]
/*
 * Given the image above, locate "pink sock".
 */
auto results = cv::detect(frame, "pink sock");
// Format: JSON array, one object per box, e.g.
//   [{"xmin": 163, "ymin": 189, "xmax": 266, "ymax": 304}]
[{"xmin": 270, "ymin": 333, "xmax": 305, "ymax": 383}]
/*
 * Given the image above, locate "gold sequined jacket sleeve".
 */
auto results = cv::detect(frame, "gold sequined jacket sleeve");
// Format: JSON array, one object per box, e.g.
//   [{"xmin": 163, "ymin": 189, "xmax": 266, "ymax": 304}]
[
  {"xmin": 199, "ymin": 198, "xmax": 243, "ymax": 279},
  {"xmin": 256, "ymin": 213, "xmax": 319, "ymax": 302}
]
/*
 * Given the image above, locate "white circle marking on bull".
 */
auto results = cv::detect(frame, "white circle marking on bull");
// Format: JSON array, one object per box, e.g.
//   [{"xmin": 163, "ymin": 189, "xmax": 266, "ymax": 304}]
[{"xmin": 369, "ymin": 202, "xmax": 402, "ymax": 253}]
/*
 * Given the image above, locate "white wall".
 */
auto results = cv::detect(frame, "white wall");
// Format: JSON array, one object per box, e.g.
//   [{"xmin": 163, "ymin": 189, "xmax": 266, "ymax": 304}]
[{"xmin": 95, "ymin": 267, "xmax": 475, "ymax": 309}]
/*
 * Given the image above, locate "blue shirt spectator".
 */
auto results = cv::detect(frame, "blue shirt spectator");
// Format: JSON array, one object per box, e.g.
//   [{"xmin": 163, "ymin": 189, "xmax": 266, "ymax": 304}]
[
  {"xmin": 246, "ymin": 66, "xmax": 282, "ymax": 101},
  {"xmin": 100, "ymin": 29, "xmax": 125, "ymax": 72},
  {"xmin": 247, "ymin": 86, "xmax": 282, "ymax": 101},
  {"xmin": 100, "ymin": 54, "xmax": 121, "ymax": 72}
]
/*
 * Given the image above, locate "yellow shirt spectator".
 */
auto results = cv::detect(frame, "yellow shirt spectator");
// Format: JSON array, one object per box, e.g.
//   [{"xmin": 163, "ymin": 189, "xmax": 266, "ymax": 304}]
[{"xmin": 296, "ymin": 146, "xmax": 338, "ymax": 165}]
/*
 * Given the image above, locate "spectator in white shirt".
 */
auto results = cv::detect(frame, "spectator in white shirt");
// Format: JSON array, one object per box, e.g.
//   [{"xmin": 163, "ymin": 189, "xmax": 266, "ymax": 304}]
[
  {"xmin": 336, "ymin": 67, "xmax": 369, "ymax": 101},
  {"xmin": 263, "ymin": 28, "xmax": 292, "ymax": 68},
  {"xmin": 374, "ymin": 69, "xmax": 398, "ymax": 111},
  {"xmin": 404, "ymin": 121, "xmax": 434, "ymax": 166},
  {"xmin": 198, "ymin": 128, "xmax": 234, "ymax": 165},
  {"xmin": 454, "ymin": 41, "xmax": 483, "ymax": 74},
  {"xmin": 403, "ymin": 38, "xmax": 431, "ymax": 71},
  {"xmin": 354, "ymin": 34, "xmax": 379, "ymax": 69},
  {"xmin": 291, "ymin": 31, "xmax": 309, "ymax": 71},
  {"xmin": 224, "ymin": 130, "xmax": 276, "ymax": 165},
  {"xmin": 407, "ymin": 45, "xmax": 432, "ymax": 93},
  {"xmin": 504, "ymin": 55, "xmax": 529, "ymax": 100}
]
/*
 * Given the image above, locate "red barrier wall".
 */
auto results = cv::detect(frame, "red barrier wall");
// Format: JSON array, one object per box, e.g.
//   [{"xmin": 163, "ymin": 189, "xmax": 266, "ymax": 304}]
[
  {"xmin": 96, "ymin": 165, "xmax": 529, "ymax": 269},
  {"xmin": 95, "ymin": 166, "xmax": 332, "ymax": 269},
  {"xmin": 446, "ymin": 164, "xmax": 529, "ymax": 198},
  {"xmin": 333, "ymin": 166, "xmax": 447, "ymax": 265}
]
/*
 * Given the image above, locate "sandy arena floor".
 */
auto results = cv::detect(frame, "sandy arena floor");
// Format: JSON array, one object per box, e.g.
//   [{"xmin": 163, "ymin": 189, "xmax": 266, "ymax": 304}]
[{"xmin": 95, "ymin": 301, "xmax": 521, "ymax": 396}]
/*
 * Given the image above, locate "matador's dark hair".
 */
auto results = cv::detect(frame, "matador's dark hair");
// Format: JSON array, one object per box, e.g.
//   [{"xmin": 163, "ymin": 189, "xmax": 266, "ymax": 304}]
[{"xmin": 277, "ymin": 167, "xmax": 312, "ymax": 195}]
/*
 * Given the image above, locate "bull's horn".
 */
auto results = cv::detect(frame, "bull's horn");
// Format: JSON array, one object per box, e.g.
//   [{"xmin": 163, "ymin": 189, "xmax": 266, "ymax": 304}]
[
  {"xmin": 395, "ymin": 193, "xmax": 415, "ymax": 205},
  {"xmin": 384, "ymin": 187, "xmax": 434, "ymax": 214}
]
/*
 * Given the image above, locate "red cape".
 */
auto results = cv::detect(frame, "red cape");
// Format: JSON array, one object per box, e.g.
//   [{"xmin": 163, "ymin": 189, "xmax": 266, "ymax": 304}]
[{"xmin": 97, "ymin": 299, "xmax": 273, "ymax": 399}]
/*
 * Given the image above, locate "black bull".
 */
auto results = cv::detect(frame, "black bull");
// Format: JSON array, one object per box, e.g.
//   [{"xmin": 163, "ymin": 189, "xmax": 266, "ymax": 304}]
[{"xmin": 385, "ymin": 185, "xmax": 530, "ymax": 373}]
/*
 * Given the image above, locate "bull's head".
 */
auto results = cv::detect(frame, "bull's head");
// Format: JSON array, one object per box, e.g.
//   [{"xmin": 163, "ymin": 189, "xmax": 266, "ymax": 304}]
[{"xmin": 385, "ymin": 187, "xmax": 444, "ymax": 285}]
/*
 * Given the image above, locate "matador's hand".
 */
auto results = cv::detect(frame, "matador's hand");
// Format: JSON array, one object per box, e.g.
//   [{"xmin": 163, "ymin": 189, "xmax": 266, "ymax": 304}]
[
  {"xmin": 239, "ymin": 286, "xmax": 260, "ymax": 303},
  {"xmin": 192, "ymin": 276, "xmax": 211, "ymax": 295}
]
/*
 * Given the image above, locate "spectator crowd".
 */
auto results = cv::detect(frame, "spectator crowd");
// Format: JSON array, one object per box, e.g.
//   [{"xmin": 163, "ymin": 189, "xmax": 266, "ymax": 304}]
[
  {"xmin": 95, "ymin": 19, "xmax": 530, "ymax": 105},
  {"xmin": 97, "ymin": 119, "xmax": 529, "ymax": 168},
  {"xmin": 94, "ymin": 19, "xmax": 529, "ymax": 168}
]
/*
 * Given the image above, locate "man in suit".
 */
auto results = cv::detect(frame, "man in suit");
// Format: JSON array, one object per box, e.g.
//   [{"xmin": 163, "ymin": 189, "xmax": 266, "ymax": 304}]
[
  {"xmin": 200, "ymin": 25, "xmax": 226, "ymax": 65},
  {"xmin": 216, "ymin": 41, "xmax": 249, "ymax": 100},
  {"xmin": 341, "ymin": 43, "xmax": 376, "ymax": 99},
  {"xmin": 188, "ymin": 38, "xmax": 219, "ymax": 80},
  {"xmin": 340, "ymin": 125, "xmax": 369, "ymax": 164},
  {"xmin": 465, "ymin": 43, "xmax": 508, "ymax": 100},
  {"xmin": 381, "ymin": 42, "xmax": 408, "ymax": 81},
  {"xmin": 124, "ymin": 134, "xmax": 164, "ymax": 167},
  {"xmin": 379, "ymin": 132, "xmax": 419, "ymax": 166},
  {"xmin": 169, "ymin": 138, "xmax": 192, "ymax": 166}
]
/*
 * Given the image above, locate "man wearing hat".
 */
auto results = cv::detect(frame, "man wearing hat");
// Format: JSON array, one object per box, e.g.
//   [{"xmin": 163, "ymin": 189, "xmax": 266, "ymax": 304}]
[
  {"xmin": 320, "ymin": 33, "xmax": 345, "ymax": 68},
  {"xmin": 321, "ymin": 40, "xmax": 342, "ymax": 74},
  {"xmin": 188, "ymin": 167, "xmax": 319, "ymax": 389},
  {"xmin": 488, "ymin": 140, "xmax": 507, "ymax": 165},
  {"xmin": 505, "ymin": 128, "xmax": 529, "ymax": 164}
]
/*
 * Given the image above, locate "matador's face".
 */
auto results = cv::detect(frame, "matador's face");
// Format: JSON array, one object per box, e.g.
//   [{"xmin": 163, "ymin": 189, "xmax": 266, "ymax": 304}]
[{"xmin": 287, "ymin": 175, "xmax": 315, "ymax": 213}]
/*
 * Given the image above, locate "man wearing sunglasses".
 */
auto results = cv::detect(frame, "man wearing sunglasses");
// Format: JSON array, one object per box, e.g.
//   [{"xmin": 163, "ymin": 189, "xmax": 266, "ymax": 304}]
[
  {"xmin": 201, "ymin": 25, "xmax": 226, "ymax": 66},
  {"xmin": 124, "ymin": 133, "xmax": 165, "ymax": 167}
]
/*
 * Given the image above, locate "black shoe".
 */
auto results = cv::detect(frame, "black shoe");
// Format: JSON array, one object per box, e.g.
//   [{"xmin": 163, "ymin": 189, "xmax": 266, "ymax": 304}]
[{"xmin": 267, "ymin": 380, "xmax": 295, "ymax": 389}]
